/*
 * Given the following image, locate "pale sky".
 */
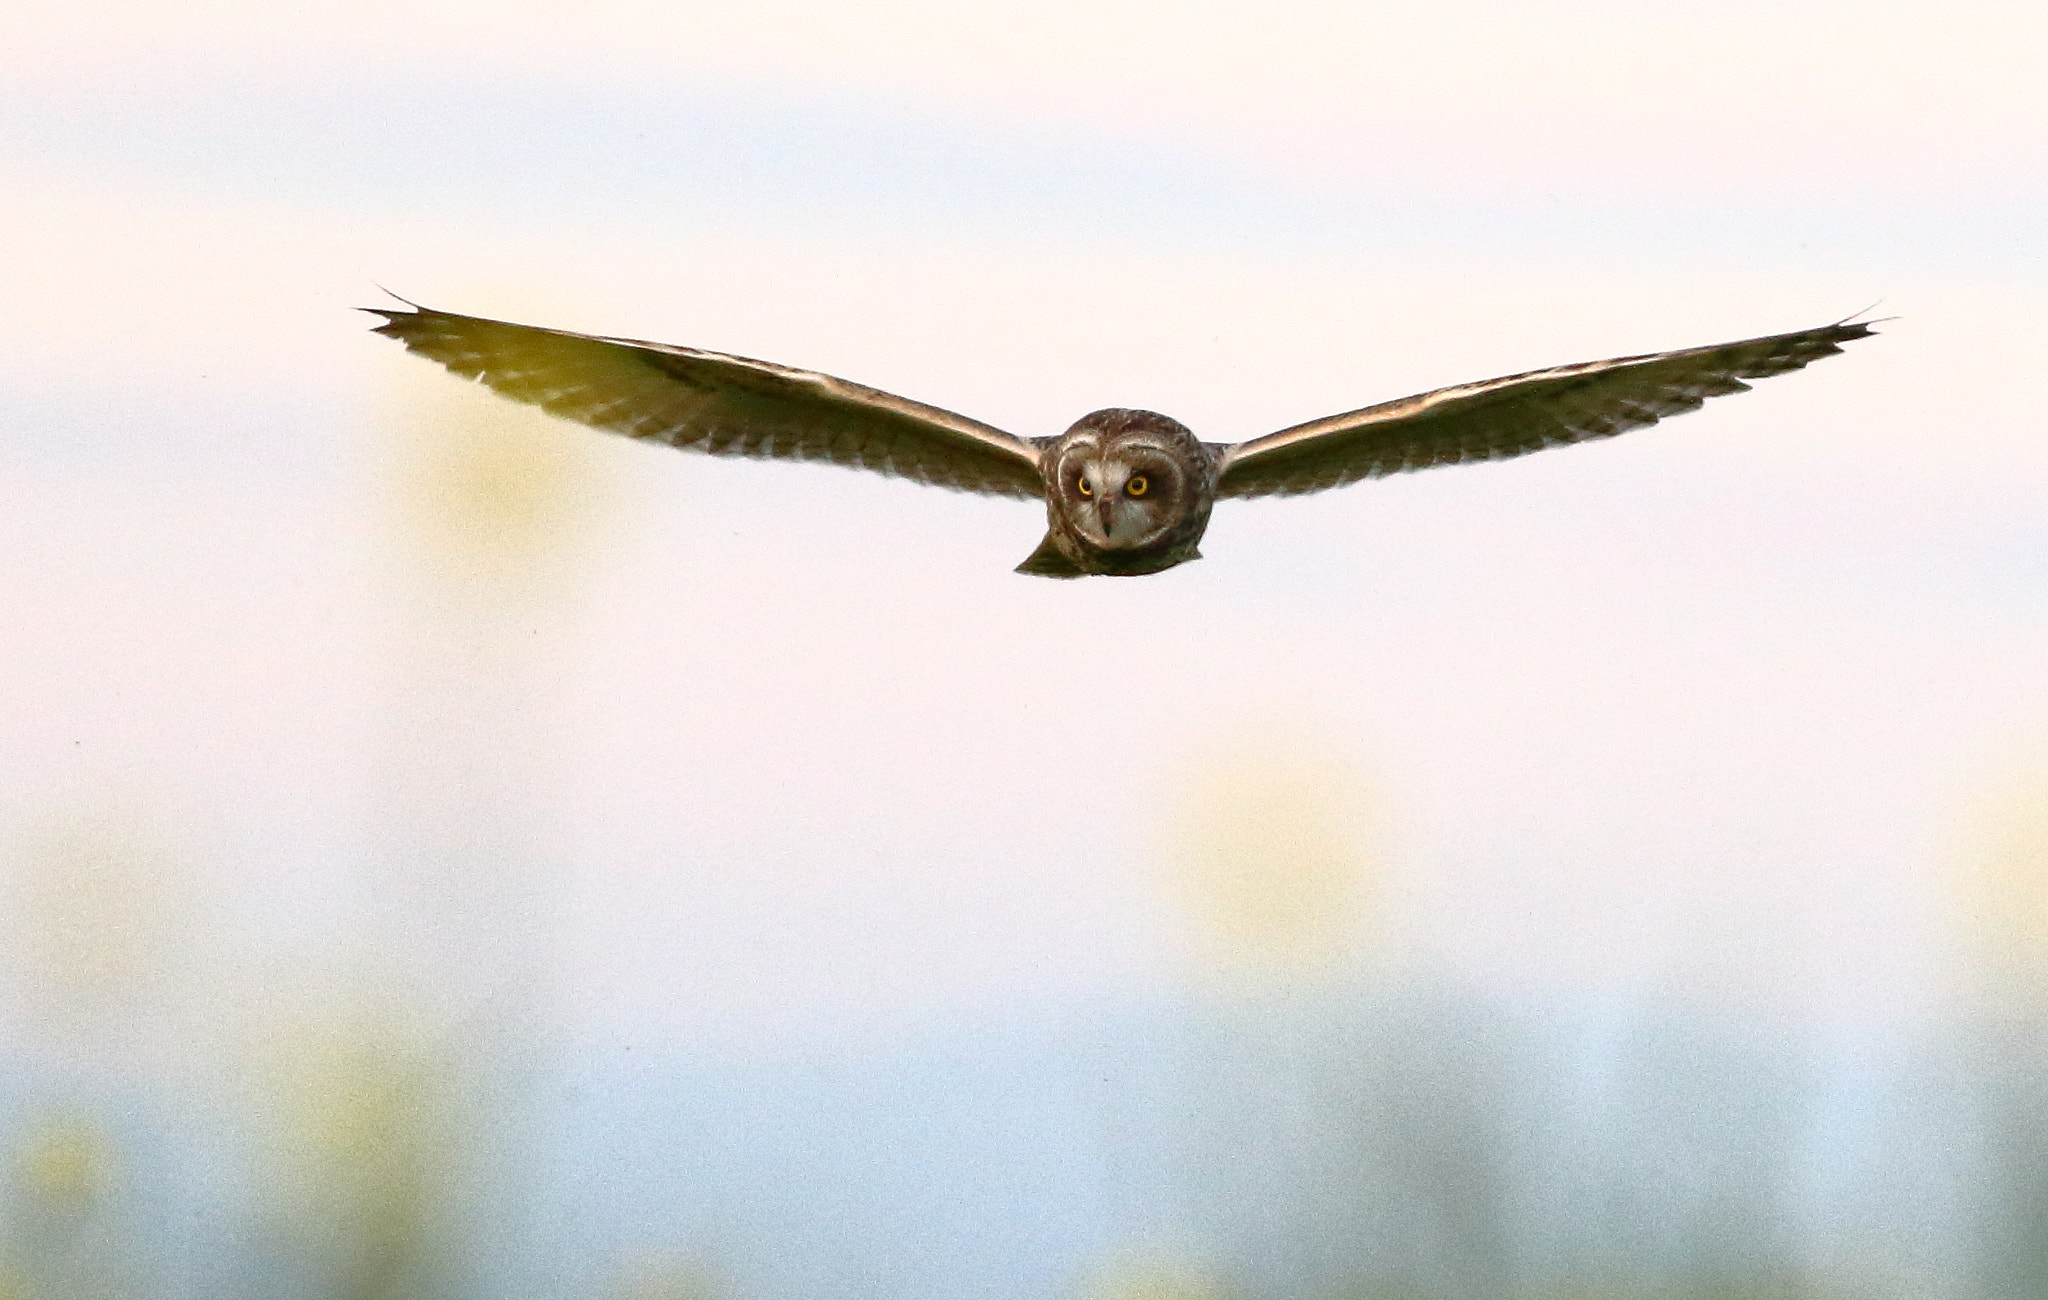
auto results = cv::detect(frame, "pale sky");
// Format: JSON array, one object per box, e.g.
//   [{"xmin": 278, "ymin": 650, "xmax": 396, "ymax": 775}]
[{"xmin": 3, "ymin": 0, "xmax": 2046, "ymax": 1052}]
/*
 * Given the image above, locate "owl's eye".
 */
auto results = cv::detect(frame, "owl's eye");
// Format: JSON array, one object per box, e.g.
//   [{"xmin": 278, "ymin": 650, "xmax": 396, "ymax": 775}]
[
  {"xmin": 1126, "ymin": 475, "xmax": 1150, "ymax": 497},
  {"xmin": 1076, "ymin": 476, "xmax": 1093, "ymax": 496}
]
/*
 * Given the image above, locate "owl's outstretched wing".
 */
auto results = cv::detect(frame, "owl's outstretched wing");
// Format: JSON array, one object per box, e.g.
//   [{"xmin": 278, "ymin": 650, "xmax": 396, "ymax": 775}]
[
  {"xmin": 1212, "ymin": 319, "xmax": 1878, "ymax": 500},
  {"xmin": 368, "ymin": 304, "xmax": 1046, "ymax": 499}
]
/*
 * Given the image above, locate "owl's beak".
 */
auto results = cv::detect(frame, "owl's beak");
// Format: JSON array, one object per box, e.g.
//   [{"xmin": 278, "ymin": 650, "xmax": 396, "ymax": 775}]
[{"xmin": 1096, "ymin": 493, "xmax": 1116, "ymax": 539}]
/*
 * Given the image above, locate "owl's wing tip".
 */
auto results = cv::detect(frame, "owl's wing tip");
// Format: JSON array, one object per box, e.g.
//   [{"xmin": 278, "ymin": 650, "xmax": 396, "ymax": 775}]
[
  {"xmin": 1831, "ymin": 304, "xmax": 1895, "ymax": 335},
  {"xmin": 360, "ymin": 287, "xmax": 433, "ymax": 333},
  {"xmin": 368, "ymin": 284, "xmax": 424, "ymax": 309}
]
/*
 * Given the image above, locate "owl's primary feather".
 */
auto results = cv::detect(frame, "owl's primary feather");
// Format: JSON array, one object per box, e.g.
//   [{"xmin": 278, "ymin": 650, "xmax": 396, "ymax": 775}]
[
  {"xmin": 367, "ymin": 302, "xmax": 1877, "ymax": 577},
  {"xmin": 367, "ymin": 304, "xmax": 1046, "ymax": 499},
  {"xmin": 1212, "ymin": 320, "xmax": 1877, "ymax": 499}
]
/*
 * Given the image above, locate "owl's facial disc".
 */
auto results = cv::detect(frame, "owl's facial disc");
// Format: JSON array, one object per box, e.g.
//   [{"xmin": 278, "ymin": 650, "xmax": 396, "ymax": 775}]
[
  {"xmin": 1051, "ymin": 411, "xmax": 1202, "ymax": 558},
  {"xmin": 1072, "ymin": 456, "xmax": 1166, "ymax": 548}
]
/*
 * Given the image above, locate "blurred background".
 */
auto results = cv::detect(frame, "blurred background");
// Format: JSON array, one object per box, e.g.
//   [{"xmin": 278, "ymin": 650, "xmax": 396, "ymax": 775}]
[{"xmin": 3, "ymin": 2, "xmax": 2046, "ymax": 1297}]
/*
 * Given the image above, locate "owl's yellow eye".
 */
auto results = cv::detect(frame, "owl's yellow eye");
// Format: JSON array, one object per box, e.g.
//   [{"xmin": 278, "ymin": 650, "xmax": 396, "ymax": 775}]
[
  {"xmin": 1077, "ymin": 477, "xmax": 1093, "ymax": 496},
  {"xmin": 1126, "ymin": 475, "xmax": 1149, "ymax": 497}
]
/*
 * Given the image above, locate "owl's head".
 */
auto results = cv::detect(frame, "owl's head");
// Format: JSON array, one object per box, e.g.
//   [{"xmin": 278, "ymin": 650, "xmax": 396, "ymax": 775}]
[{"xmin": 1047, "ymin": 409, "xmax": 1209, "ymax": 552}]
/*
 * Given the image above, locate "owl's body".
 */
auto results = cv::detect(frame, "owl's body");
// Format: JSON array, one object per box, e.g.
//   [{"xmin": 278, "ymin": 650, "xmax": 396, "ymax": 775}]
[
  {"xmin": 368, "ymin": 303, "xmax": 1878, "ymax": 577},
  {"xmin": 1020, "ymin": 409, "xmax": 1216, "ymax": 578}
]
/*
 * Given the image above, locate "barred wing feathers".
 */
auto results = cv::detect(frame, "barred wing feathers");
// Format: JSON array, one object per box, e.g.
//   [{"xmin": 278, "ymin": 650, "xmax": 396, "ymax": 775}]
[
  {"xmin": 1214, "ymin": 320, "xmax": 1877, "ymax": 499},
  {"xmin": 368, "ymin": 305, "xmax": 1046, "ymax": 499}
]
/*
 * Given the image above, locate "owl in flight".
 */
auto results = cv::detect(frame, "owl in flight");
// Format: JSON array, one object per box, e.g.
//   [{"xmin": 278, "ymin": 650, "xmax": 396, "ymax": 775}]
[{"xmin": 369, "ymin": 303, "xmax": 1876, "ymax": 578}]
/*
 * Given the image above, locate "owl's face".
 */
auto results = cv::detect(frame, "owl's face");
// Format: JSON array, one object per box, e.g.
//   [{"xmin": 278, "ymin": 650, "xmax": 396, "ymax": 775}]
[{"xmin": 1047, "ymin": 409, "xmax": 1207, "ymax": 554}]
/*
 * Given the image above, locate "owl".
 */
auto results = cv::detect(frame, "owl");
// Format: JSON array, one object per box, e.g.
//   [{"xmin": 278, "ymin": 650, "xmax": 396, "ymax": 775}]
[{"xmin": 368, "ymin": 302, "xmax": 1876, "ymax": 578}]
